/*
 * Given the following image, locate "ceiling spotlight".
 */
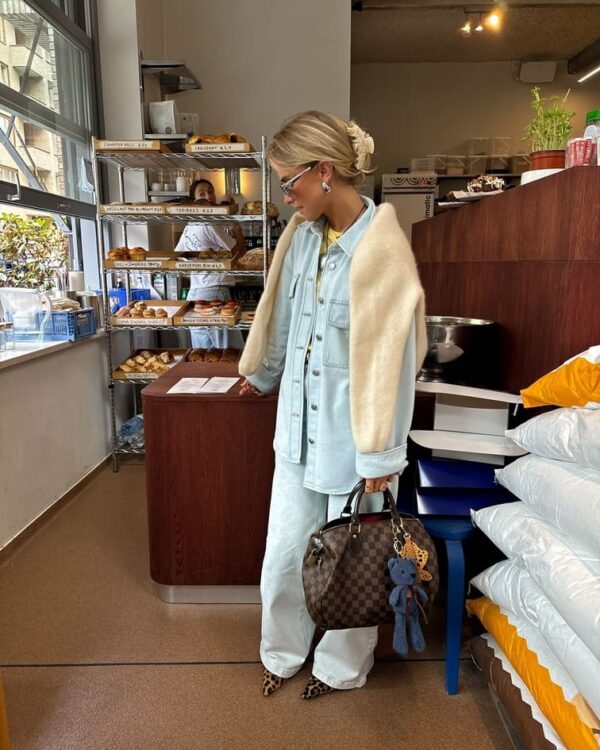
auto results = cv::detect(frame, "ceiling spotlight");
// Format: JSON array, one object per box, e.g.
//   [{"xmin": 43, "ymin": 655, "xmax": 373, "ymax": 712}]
[
  {"xmin": 487, "ymin": 11, "xmax": 501, "ymax": 28},
  {"xmin": 461, "ymin": 19, "xmax": 472, "ymax": 34},
  {"xmin": 475, "ymin": 15, "xmax": 484, "ymax": 32}
]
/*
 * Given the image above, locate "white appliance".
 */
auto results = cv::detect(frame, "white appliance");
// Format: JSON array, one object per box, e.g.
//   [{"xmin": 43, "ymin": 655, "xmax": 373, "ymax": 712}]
[{"xmin": 381, "ymin": 174, "xmax": 437, "ymax": 241}]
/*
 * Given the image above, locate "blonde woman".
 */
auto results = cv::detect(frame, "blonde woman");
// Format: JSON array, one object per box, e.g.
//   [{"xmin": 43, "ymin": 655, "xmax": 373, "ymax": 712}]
[{"xmin": 239, "ymin": 111, "xmax": 427, "ymax": 699}]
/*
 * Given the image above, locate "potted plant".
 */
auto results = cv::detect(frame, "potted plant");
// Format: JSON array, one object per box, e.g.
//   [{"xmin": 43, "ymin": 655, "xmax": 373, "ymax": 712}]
[
  {"xmin": 522, "ymin": 87, "xmax": 575, "ymax": 170},
  {"xmin": 0, "ymin": 213, "xmax": 69, "ymax": 291}
]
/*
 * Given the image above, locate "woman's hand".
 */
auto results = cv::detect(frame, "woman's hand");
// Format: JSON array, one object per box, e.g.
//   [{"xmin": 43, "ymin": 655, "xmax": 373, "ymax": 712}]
[
  {"xmin": 239, "ymin": 379, "xmax": 264, "ymax": 397},
  {"xmin": 364, "ymin": 475, "xmax": 394, "ymax": 493}
]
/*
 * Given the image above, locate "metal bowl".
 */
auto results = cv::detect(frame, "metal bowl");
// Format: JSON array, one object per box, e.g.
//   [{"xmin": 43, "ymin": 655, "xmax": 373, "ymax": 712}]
[{"xmin": 419, "ymin": 315, "xmax": 497, "ymax": 384}]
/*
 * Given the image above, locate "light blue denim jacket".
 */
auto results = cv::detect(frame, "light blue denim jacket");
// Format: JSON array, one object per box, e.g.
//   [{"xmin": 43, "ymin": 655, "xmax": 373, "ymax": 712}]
[{"xmin": 247, "ymin": 197, "xmax": 417, "ymax": 494}]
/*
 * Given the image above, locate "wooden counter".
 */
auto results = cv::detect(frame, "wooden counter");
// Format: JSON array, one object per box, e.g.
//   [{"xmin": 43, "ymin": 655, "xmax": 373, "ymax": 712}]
[
  {"xmin": 142, "ymin": 362, "xmax": 277, "ymax": 602},
  {"xmin": 412, "ymin": 167, "xmax": 600, "ymax": 392}
]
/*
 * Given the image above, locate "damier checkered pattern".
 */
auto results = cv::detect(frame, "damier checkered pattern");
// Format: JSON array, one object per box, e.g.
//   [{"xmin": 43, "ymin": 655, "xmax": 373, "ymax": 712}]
[{"xmin": 302, "ymin": 513, "xmax": 439, "ymax": 631}]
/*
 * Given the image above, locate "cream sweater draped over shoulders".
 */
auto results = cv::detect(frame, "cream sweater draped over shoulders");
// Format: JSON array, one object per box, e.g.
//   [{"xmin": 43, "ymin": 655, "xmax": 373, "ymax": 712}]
[{"xmin": 239, "ymin": 203, "xmax": 427, "ymax": 455}]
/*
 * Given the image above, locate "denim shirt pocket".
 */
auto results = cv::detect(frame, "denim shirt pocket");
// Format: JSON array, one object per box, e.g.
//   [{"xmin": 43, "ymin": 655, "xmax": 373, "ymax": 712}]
[
  {"xmin": 289, "ymin": 273, "xmax": 300, "ymax": 298},
  {"xmin": 324, "ymin": 299, "xmax": 350, "ymax": 369}
]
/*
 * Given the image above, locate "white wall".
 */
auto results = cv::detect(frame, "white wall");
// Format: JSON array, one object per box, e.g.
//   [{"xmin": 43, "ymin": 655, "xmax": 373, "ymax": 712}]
[
  {"xmin": 97, "ymin": 0, "xmax": 147, "ymax": 245},
  {"xmin": 137, "ymin": 0, "xmax": 351, "ymax": 214},
  {"xmin": 351, "ymin": 61, "xmax": 600, "ymax": 179},
  {"xmin": 0, "ymin": 340, "xmax": 111, "ymax": 550},
  {"xmin": 136, "ymin": 0, "xmax": 165, "ymax": 60}
]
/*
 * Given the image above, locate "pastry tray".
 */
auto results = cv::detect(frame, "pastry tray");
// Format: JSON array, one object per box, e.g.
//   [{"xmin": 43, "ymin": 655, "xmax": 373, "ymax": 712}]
[
  {"xmin": 165, "ymin": 204, "xmax": 239, "ymax": 216},
  {"xmin": 112, "ymin": 349, "xmax": 189, "ymax": 380},
  {"xmin": 166, "ymin": 252, "xmax": 235, "ymax": 270},
  {"xmin": 103, "ymin": 252, "xmax": 174, "ymax": 269},
  {"xmin": 173, "ymin": 302, "xmax": 241, "ymax": 327},
  {"xmin": 184, "ymin": 348, "xmax": 241, "ymax": 364},
  {"xmin": 94, "ymin": 138, "xmax": 172, "ymax": 153},
  {"xmin": 184, "ymin": 143, "xmax": 254, "ymax": 153},
  {"xmin": 100, "ymin": 204, "xmax": 167, "ymax": 215},
  {"xmin": 110, "ymin": 301, "xmax": 187, "ymax": 326}
]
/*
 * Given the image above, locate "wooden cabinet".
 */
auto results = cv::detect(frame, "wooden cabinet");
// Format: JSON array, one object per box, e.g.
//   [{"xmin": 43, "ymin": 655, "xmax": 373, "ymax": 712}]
[
  {"xmin": 142, "ymin": 362, "xmax": 277, "ymax": 601},
  {"xmin": 412, "ymin": 167, "xmax": 600, "ymax": 393}
]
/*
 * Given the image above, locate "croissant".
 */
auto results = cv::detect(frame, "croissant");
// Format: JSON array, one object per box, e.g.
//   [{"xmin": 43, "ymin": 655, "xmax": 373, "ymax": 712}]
[{"xmin": 187, "ymin": 133, "xmax": 215, "ymax": 145}]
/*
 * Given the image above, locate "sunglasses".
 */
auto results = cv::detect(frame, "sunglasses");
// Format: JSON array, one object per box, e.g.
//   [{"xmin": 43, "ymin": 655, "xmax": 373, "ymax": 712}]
[{"xmin": 279, "ymin": 163, "xmax": 317, "ymax": 196}]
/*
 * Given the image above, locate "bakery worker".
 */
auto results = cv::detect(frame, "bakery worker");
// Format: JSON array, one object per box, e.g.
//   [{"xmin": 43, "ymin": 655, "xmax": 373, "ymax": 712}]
[{"xmin": 175, "ymin": 178, "xmax": 245, "ymax": 349}]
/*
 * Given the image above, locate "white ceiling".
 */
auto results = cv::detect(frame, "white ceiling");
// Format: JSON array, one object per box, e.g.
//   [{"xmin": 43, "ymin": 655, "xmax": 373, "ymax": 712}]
[{"xmin": 351, "ymin": 1, "xmax": 600, "ymax": 63}]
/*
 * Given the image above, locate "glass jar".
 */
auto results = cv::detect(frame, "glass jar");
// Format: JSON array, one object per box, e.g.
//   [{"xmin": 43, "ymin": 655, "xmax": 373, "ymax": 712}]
[{"xmin": 1, "ymin": 321, "xmax": 15, "ymax": 349}]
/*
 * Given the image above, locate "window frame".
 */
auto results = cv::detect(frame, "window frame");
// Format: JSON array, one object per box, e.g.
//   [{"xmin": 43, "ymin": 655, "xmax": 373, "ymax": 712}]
[{"xmin": 0, "ymin": 0, "xmax": 100, "ymax": 221}]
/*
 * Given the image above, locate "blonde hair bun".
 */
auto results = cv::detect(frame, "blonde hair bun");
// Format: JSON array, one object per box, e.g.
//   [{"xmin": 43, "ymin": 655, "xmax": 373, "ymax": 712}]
[{"xmin": 268, "ymin": 111, "xmax": 375, "ymax": 185}]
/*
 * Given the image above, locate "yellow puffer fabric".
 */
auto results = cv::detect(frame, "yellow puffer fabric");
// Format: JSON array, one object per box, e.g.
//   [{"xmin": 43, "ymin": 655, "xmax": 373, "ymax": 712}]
[{"xmin": 467, "ymin": 597, "xmax": 600, "ymax": 750}]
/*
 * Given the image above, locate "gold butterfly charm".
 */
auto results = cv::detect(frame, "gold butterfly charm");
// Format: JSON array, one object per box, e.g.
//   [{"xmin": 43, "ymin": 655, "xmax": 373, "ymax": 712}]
[{"xmin": 400, "ymin": 534, "xmax": 433, "ymax": 582}]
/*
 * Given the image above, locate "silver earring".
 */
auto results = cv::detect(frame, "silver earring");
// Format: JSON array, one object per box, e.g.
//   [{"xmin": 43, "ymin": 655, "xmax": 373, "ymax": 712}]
[{"xmin": 322, "ymin": 181, "xmax": 332, "ymax": 193}]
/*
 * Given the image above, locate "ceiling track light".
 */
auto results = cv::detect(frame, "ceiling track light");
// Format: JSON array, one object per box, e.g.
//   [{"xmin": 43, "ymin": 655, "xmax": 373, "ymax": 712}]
[
  {"xmin": 487, "ymin": 11, "xmax": 500, "ymax": 28},
  {"xmin": 460, "ymin": 8, "xmax": 503, "ymax": 36}
]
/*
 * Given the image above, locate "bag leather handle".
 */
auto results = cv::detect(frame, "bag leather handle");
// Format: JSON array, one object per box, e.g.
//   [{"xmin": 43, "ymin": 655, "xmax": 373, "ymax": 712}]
[{"xmin": 342, "ymin": 479, "xmax": 400, "ymax": 522}]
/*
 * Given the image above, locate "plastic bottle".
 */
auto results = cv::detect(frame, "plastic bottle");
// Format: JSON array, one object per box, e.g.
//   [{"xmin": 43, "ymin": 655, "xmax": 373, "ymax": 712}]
[
  {"xmin": 119, "ymin": 414, "xmax": 144, "ymax": 438},
  {"xmin": 583, "ymin": 109, "xmax": 600, "ymax": 140}
]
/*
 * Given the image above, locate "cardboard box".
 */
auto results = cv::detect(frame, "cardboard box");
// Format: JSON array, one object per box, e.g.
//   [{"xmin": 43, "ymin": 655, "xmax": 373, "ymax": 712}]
[
  {"xmin": 94, "ymin": 138, "xmax": 172, "ymax": 153},
  {"xmin": 165, "ymin": 203, "xmax": 239, "ymax": 217},
  {"xmin": 103, "ymin": 251, "xmax": 174, "ymax": 270},
  {"xmin": 184, "ymin": 142, "xmax": 254, "ymax": 153},
  {"xmin": 100, "ymin": 204, "xmax": 167, "ymax": 215},
  {"xmin": 174, "ymin": 301, "xmax": 241, "ymax": 327},
  {"xmin": 111, "ymin": 301, "xmax": 186, "ymax": 327},
  {"xmin": 112, "ymin": 349, "xmax": 189, "ymax": 380}
]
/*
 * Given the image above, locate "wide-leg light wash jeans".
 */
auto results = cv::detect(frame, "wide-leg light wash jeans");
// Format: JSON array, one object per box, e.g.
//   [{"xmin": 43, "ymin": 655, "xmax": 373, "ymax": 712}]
[{"xmin": 259, "ymin": 454, "xmax": 387, "ymax": 690}]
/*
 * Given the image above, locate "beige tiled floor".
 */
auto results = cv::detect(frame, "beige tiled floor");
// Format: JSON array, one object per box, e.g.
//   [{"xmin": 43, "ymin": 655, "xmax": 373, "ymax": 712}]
[{"xmin": 0, "ymin": 463, "xmax": 511, "ymax": 750}]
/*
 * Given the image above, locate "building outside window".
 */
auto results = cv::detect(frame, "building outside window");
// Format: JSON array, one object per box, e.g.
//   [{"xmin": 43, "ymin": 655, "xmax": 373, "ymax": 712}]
[{"xmin": 0, "ymin": 0, "xmax": 99, "ymax": 298}]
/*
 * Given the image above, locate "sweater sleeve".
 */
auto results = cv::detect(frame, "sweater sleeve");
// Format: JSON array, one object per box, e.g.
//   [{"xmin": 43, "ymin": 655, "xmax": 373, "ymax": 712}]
[
  {"xmin": 244, "ymin": 238, "xmax": 296, "ymax": 394},
  {"xmin": 355, "ymin": 316, "xmax": 417, "ymax": 478}
]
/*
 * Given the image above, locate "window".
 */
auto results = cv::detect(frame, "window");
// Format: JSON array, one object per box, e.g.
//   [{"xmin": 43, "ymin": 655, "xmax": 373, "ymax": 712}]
[
  {"xmin": 50, "ymin": 0, "xmax": 88, "ymax": 32},
  {"xmin": 0, "ymin": 0, "xmax": 98, "ymax": 337},
  {"xmin": 0, "ymin": 0, "xmax": 96, "ymax": 204},
  {"xmin": 0, "ymin": 164, "xmax": 17, "ymax": 182},
  {"xmin": 0, "ymin": 18, "xmax": 5, "ymax": 44}
]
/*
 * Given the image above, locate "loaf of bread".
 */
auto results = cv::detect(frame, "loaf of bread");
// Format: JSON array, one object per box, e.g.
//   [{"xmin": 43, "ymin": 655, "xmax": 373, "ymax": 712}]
[
  {"xmin": 241, "ymin": 201, "xmax": 279, "ymax": 220},
  {"xmin": 235, "ymin": 247, "xmax": 274, "ymax": 270}
]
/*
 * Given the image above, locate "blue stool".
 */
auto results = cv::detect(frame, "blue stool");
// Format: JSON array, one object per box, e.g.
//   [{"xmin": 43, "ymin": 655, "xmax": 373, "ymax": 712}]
[{"xmin": 422, "ymin": 516, "xmax": 476, "ymax": 695}]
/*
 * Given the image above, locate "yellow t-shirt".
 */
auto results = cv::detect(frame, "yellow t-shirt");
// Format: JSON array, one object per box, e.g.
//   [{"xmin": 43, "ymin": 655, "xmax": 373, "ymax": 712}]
[
  {"xmin": 316, "ymin": 223, "xmax": 343, "ymax": 295},
  {"xmin": 307, "ymin": 224, "xmax": 344, "ymax": 360}
]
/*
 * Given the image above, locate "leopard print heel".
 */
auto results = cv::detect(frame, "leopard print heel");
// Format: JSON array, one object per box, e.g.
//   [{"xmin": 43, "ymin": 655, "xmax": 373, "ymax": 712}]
[
  {"xmin": 262, "ymin": 668, "xmax": 288, "ymax": 697},
  {"xmin": 301, "ymin": 676, "xmax": 335, "ymax": 700}
]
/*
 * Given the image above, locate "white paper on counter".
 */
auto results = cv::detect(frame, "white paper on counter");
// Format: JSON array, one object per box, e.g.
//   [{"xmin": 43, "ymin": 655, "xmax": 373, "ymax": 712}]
[
  {"xmin": 198, "ymin": 377, "xmax": 240, "ymax": 393},
  {"xmin": 167, "ymin": 377, "xmax": 209, "ymax": 394}
]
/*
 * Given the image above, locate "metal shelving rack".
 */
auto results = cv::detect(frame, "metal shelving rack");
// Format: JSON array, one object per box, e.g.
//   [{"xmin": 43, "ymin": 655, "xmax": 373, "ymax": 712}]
[{"xmin": 92, "ymin": 137, "xmax": 271, "ymax": 471}]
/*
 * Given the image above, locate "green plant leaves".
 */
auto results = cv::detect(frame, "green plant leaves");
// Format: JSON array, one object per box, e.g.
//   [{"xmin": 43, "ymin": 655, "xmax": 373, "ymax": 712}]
[
  {"xmin": 523, "ymin": 86, "xmax": 575, "ymax": 152},
  {"xmin": 0, "ymin": 213, "xmax": 69, "ymax": 291}
]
